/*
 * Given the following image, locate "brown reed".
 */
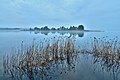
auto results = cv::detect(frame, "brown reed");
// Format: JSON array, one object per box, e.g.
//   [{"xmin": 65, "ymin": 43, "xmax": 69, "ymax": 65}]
[{"xmin": 3, "ymin": 36, "xmax": 78, "ymax": 80}]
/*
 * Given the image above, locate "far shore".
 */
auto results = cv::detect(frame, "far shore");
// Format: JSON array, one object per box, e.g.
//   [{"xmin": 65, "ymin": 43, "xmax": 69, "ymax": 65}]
[
  {"xmin": 0, "ymin": 28, "xmax": 104, "ymax": 32},
  {"xmin": 22, "ymin": 29, "xmax": 103, "ymax": 32}
]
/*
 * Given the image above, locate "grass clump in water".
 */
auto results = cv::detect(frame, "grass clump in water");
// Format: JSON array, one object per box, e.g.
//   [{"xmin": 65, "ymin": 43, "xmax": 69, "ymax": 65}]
[
  {"xmin": 91, "ymin": 36, "xmax": 120, "ymax": 61},
  {"xmin": 3, "ymin": 36, "xmax": 79, "ymax": 80}
]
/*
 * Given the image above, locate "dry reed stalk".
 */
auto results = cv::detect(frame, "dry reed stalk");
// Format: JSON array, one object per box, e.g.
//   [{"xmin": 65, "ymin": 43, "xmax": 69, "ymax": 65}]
[{"xmin": 3, "ymin": 36, "xmax": 78, "ymax": 79}]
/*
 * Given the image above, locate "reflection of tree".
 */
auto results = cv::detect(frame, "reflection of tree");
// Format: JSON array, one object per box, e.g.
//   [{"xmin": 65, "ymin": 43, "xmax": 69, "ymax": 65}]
[
  {"xmin": 34, "ymin": 31, "xmax": 84, "ymax": 38},
  {"xmin": 69, "ymin": 32, "xmax": 84, "ymax": 37},
  {"xmin": 59, "ymin": 32, "xmax": 66, "ymax": 35},
  {"xmin": 34, "ymin": 31, "xmax": 40, "ymax": 34},
  {"xmin": 69, "ymin": 33, "xmax": 76, "ymax": 36},
  {"xmin": 92, "ymin": 53, "xmax": 120, "ymax": 80},
  {"xmin": 51, "ymin": 31, "xmax": 56, "ymax": 34},
  {"xmin": 77, "ymin": 32, "xmax": 84, "ymax": 37},
  {"xmin": 41, "ymin": 32, "xmax": 49, "ymax": 35}
]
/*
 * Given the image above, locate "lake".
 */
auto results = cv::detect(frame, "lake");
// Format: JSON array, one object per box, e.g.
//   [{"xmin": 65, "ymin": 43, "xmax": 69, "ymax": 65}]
[{"xmin": 0, "ymin": 30, "xmax": 120, "ymax": 80}]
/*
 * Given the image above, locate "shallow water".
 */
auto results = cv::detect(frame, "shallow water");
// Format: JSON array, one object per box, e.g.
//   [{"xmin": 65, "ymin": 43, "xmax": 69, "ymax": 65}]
[{"xmin": 0, "ymin": 30, "xmax": 120, "ymax": 80}]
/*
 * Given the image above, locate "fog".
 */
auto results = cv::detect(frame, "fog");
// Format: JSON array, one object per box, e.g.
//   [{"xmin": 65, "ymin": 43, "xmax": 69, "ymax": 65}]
[{"xmin": 0, "ymin": 0, "xmax": 120, "ymax": 31}]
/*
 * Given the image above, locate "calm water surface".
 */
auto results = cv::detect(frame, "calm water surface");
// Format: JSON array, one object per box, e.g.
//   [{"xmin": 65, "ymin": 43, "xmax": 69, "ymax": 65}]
[{"xmin": 0, "ymin": 30, "xmax": 120, "ymax": 80}]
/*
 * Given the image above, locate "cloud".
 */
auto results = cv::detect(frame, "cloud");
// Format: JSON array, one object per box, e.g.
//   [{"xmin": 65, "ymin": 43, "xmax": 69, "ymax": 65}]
[{"xmin": 0, "ymin": 0, "xmax": 120, "ymax": 30}]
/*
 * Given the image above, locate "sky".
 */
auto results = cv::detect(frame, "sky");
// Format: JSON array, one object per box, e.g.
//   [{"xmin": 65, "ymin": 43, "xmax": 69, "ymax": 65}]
[{"xmin": 0, "ymin": 0, "xmax": 120, "ymax": 31}]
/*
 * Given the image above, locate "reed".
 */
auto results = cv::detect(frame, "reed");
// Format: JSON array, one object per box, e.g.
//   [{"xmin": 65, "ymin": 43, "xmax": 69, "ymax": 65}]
[
  {"xmin": 3, "ymin": 36, "xmax": 78, "ymax": 80},
  {"xmin": 91, "ymin": 37, "xmax": 120, "ymax": 75},
  {"xmin": 4, "ymin": 36, "xmax": 120, "ymax": 80},
  {"xmin": 91, "ymin": 37, "xmax": 120, "ymax": 60}
]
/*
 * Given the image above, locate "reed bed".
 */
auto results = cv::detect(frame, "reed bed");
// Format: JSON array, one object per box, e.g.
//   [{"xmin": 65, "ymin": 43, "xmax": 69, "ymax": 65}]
[
  {"xmin": 91, "ymin": 36, "xmax": 120, "ymax": 62},
  {"xmin": 91, "ymin": 37, "xmax": 120, "ymax": 80},
  {"xmin": 3, "ymin": 36, "xmax": 120, "ymax": 80},
  {"xmin": 3, "ymin": 36, "xmax": 78, "ymax": 80}
]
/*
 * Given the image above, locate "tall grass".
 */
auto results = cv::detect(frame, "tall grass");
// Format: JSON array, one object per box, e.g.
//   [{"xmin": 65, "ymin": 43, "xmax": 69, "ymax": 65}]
[
  {"xmin": 3, "ymin": 36, "xmax": 78, "ymax": 80},
  {"xmin": 91, "ymin": 37, "xmax": 120, "ymax": 61},
  {"xmin": 91, "ymin": 37, "xmax": 120, "ymax": 80},
  {"xmin": 3, "ymin": 36, "xmax": 120, "ymax": 80}
]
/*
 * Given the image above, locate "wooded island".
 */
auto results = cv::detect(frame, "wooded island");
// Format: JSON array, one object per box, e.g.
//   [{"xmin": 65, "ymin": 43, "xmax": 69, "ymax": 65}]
[{"xmin": 28, "ymin": 25, "xmax": 84, "ymax": 31}]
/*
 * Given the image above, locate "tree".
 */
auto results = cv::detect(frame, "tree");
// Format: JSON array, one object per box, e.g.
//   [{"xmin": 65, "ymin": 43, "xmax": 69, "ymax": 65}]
[
  {"xmin": 41, "ymin": 26, "xmax": 50, "ymax": 30},
  {"xmin": 34, "ymin": 27, "xmax": 40, "ymax": 30},
  {"xmin": 69, "ymin": 26, "xmax": 73, "ymax": 30},
  {"xmin": 29, "ymin": 28, "xmax": 34, "ymax": 31},
  {"xmin": 44, "ymin": 26, "xmax": 50, "ymax": 30},
  {"xmin": 51, "ymin": 28, "xmax": 56, "ymax": 30},
  {"xmin": 77, "ymin": 25, "xmax": 84, "ymax": 30},
  {"xmin": 61, "ymin": 26, "xmax": 66, "ymax": 30},
  {"xmin": 69, "ymin": 26, "xmax": 77, "ymax": 30}
]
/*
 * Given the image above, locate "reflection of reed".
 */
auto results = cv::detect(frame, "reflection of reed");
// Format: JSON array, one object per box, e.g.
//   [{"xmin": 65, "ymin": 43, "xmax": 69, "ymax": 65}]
[
  {"xmin": 93, "ymin": 55, "xmax": 120, "ymax": 80},
  {"xmin": 91, "ymin": 37, "xmax": 120, "ymax": 80},
  {"xmin": 3, "ymin": 36, "xmax": 78, "ymax": 80}
]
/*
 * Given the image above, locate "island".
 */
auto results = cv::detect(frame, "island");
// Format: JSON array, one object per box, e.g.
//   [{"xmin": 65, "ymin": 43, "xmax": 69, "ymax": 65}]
[
  {"xmin": 23, "ymin": 25, "xmax": 85, "ymax": 31},
  {"xmin": 0, "ymin": 25, "xmax": 103, "ymax": 32}
]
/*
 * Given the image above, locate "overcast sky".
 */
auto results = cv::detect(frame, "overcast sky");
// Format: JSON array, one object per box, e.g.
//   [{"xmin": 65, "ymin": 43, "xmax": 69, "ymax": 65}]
[{"xmin": 0, "ymin": 0, "xmax": 120, "ymax": 31}]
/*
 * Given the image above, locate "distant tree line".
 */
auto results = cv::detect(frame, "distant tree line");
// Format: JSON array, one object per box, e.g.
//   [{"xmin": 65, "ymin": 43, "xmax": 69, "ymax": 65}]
[{"xmin": 29, "ymin": 25, "xmax": 84, "ymax": 31}]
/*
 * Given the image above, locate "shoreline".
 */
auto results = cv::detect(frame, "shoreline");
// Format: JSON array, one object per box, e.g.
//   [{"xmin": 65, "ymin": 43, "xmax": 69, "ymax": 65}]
[
  {"xmin": 22, "ymin": 30, "xmax": 103, "ymax": 32},
  {"xmin": 0, "ymin": 28, "xmax": 104, "ymax": 32}
]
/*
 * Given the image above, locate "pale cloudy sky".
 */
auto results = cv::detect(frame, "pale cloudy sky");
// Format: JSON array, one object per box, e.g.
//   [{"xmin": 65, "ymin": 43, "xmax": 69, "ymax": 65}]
[{"xmin": 0, "ymin": 0, "xmax": 120, "ymax": 31}]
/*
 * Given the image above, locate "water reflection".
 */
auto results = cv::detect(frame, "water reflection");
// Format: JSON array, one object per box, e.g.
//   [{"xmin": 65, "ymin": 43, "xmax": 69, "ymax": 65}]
[
  {"xmin": 92, "ymin": 55, "xmax": 120, "ymax": 80},
  {"xmin": 3, "ymin": 58, "xmax": 76, "ymax": 80},
  {"xmin": 2, "ymin": 34, "xmax": 120, "ymax": 80},
  {"xmin": 34, "ymin": 31, "xmax": 84, "ymax": 37}
]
